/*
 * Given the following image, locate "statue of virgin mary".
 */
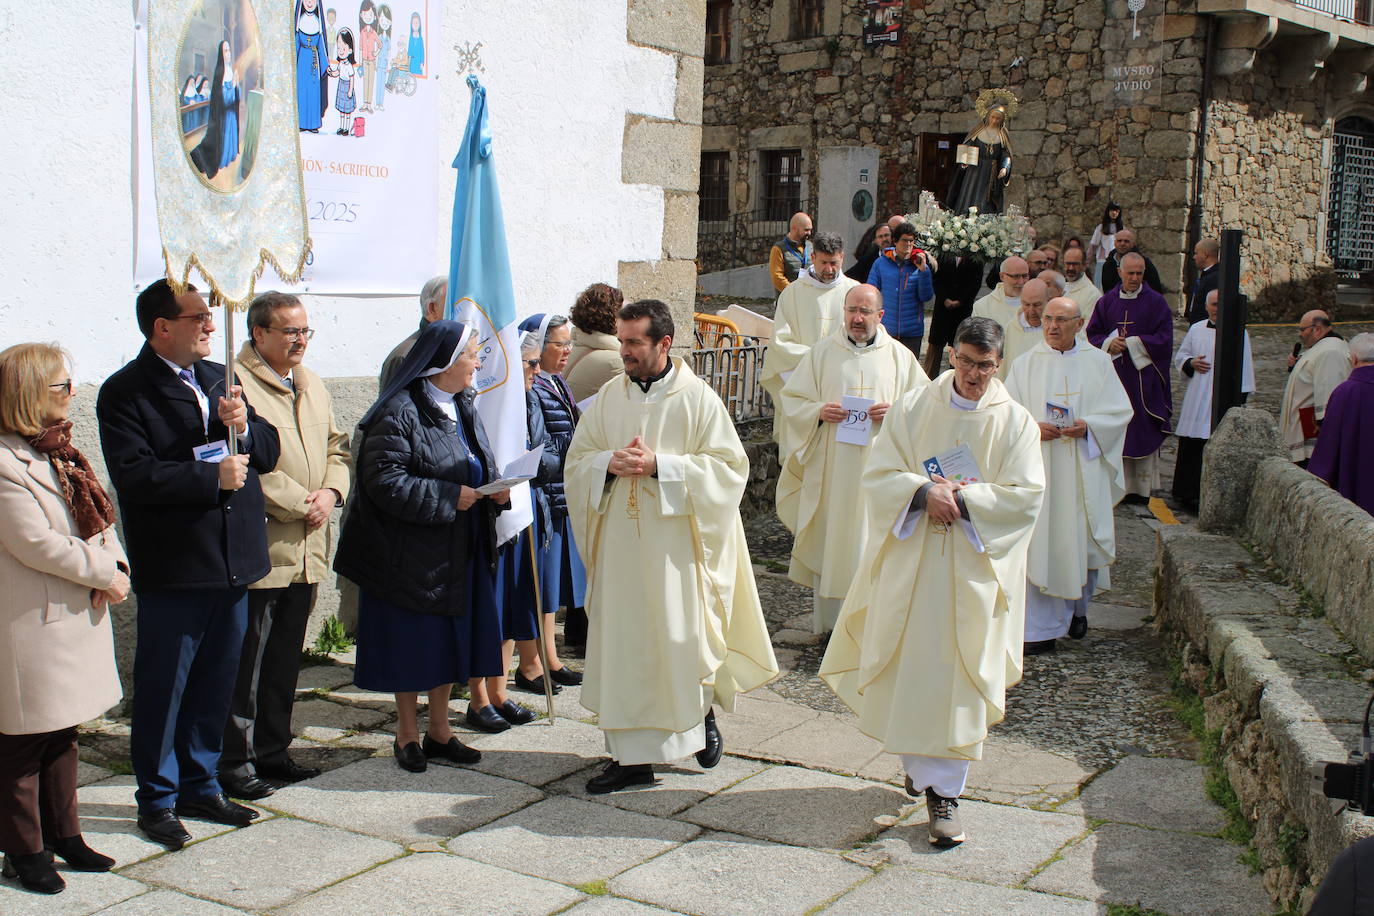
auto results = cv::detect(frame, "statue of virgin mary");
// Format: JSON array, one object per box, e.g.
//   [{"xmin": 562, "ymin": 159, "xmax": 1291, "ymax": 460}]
[{"xmin": 946, "ymin": 89, "xmax": 1017, "ymax": 215}]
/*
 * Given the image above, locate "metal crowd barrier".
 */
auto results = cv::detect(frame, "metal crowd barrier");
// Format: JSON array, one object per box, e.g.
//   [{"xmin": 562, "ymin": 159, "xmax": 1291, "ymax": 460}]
[{"xmin": 691, "ymin": 340, "xmax": 773, "ymax": 422}]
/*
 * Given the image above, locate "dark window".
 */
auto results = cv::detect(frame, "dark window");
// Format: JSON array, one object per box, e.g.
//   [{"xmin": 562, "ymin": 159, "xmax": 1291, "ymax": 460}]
[
  {"xmin": 761, "ymin": 149, "xmax": 803, "ymax": 221},
  {"xmin": 706, "ymin": 1, "xmax": 732, "ymax": 65},
  {"xmin": 794, "ymin": 0, "xmax": 824, "ymax": 39},
  {"xmin": 699, "ymin": 152, "xmax": 730, "ymax": 222}
]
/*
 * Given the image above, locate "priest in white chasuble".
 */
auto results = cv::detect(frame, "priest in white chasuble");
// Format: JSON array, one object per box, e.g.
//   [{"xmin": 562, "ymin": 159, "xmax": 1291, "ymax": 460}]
[
  {"xmin": 1006, "ymin": 298, "xmax": 1131, "ymax": 654},
  {"xmin": 820, "ymin": 317, "xmax": 1044, "ymax": 848},
  {"xmin": 1060, "ymin": 246, "xmax": 1103, "ymax": 322},
  {"xmin": 998, "ymin": 278, "xmax": 1050, "ymax": 377},
  {"xmin": 776, "ymin": 284, "xmax": 928, "ymax": 635},
  {"xmin": 565, "ymin": 299, "xmax": 778, "ymax": 795},
  {"xmin": 760, "ymin": 232, "xmax": 858, "ymax": 442}
]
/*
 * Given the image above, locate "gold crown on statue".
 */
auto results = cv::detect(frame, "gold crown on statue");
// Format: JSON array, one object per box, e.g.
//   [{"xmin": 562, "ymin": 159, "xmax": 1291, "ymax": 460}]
[{"xmin": 975, "ymin": 88, "xmax": 1019, "ymax": 119}]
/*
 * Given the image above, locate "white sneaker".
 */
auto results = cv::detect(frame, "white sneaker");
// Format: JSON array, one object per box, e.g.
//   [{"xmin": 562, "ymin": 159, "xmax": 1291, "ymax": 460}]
[{"xmin": 925, "ymin": 787, "xmax": 965, "ymax": 847}]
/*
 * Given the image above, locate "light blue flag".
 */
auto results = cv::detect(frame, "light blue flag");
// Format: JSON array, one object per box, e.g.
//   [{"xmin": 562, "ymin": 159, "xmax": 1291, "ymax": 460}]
[{"xmin": 446, "ymin": 75, "xmax": 531, "ymax": 542}]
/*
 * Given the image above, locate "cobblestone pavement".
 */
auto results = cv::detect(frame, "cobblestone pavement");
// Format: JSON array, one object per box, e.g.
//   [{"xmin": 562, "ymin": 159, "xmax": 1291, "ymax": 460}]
[{"xmin": 17, "ymin": 317, "xmax": 1340, "ymax": 915}]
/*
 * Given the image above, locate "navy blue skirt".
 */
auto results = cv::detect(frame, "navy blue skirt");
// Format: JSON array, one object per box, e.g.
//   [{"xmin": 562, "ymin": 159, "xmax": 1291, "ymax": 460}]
[
  {"xmin": 495, "ymin": 527, "xmax": 539, "ymax": 642},
  {"xmin": 539, "ymin": 514, "xmax": 586, "ymax": 612},
  {"xmin": 353, "ymin": 555, "xmax": 503, "ymax": 693}
]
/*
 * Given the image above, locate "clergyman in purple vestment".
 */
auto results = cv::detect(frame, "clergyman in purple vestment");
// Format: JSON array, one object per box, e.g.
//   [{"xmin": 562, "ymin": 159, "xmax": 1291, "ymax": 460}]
[
  {"xmin": 1086, "ymin": 252, "xmax": 1173, "ymax": 500},
  {"xmin": 1308, "ymin": 334, "xmax": 1374, "ymax": 516}
]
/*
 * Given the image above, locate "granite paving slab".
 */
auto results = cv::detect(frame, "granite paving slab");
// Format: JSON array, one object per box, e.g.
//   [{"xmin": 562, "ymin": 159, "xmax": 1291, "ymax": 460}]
[
  {"xmin": 610, "ymin": 831, "xmax": 870, "ymax": 916},
  {"xmin": 264, "ymin": 756, "xmax": 543, "ymax": 844},
  {"xmin": 447, "ymin": 796, "xmax": 699, "ymax": 885},
  {"xmin": 821, "ymin": 867, "xmax": 1097, "ymax": 915},
  {"xmin": 562, "ymin": 898, "xmax": 691, "ymax": 915},
  {"xmin": 290, "ymin": 698, "xmax": 392, "ymax": 741},
  {"xmin": 323, "ymin": 684, "xmax": 397, "ymax": 710},
  {"xmin": 714, "ymin": 693, "xmax": 823, "ymax": 753},
  {"xmin": 873, "ymin": 798, "xmax": 1087, "ymax": 885},
  {"xmin": 75, "ymin": 760, "xmax": 112, "ymax": 787},
  {"xmin": 0, "ymin": 870, "xmax": 145, "ymax": 916},
  {"xmin": 463, "ymin": 718, "xmax": 607, "ymax": 786},
  {"xmin": 1027, "ymin": 822, "xmax": 1275, "ymax": 915},
  {"xmin": 680, "ymin": 763, "xmax": 906, "ymax": 849},
  {"xmin": 550, "ymin": 755, "xmax": 770, "ymax": 818},
  {"xmin": 1088, "ymin": 602, "xmax": 1152, "ymax": 631},
  {"xmin": 74, "ymin": 776, "xmax": 238, "ymax": 867},
  {"xmin": 91, "ymin": 889, "xmax": 249, "ymax": 914},
  {"xmin": 278, "ymin": 851, "xmax": 583, "ymax": 916},
  {"xmin": 744, "ymin": 714, "xmax": 888, "ymax": 775},
  {"xmin": 1074, "ymin": 755, "xmax": 1225, "ymax": 833},
  {"xmin": 124, "ymin": 817, "xmax": 401, "ymax": 910},
  {"xmin": 965, "ymin": 739, "xmax": 1095, "ymax": 806},
  {"xmin": 295, "ymin": 665, "xmax": 358, "ymax": 692}
]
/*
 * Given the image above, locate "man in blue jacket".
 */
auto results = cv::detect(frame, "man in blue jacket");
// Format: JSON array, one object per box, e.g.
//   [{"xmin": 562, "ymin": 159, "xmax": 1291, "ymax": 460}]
[
  {"xmin": 97, "ymin": 279, "xmax": 280, "ymax": 851},
  {"xmin": 867, "ymin": 220, "xmax": 934, "ymax": 360}
]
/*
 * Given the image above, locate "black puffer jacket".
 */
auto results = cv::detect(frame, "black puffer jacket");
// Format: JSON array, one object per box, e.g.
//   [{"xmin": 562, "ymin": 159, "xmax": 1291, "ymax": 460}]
[
  {"xmin": 530, "ymin": 373, "xmax": 579, "ymax": 518},
  {"xmin": 334, "ymin": 383, "xmax": 503, "ymax": 616}
]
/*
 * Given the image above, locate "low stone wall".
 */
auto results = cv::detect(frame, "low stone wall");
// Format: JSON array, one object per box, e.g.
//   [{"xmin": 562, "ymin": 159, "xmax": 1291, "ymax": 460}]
[{"xmin": 740, "ymin": 424, "xmax": 780, "ymax": 521}]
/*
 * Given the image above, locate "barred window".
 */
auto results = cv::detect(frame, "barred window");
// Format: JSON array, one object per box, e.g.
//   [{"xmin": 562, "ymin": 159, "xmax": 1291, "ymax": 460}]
[
  {"xmin": 699, "ymin": 152, "xmax": 730, "ymax": 222},
  {"xmin": 761, "ymin": 150, "xmax": 803, "ymax": 222}
]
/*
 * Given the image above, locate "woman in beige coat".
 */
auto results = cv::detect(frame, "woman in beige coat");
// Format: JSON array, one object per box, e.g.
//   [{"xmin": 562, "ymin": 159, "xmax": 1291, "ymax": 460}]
[
  {"xmin": 0, "ymin": 343, "xmax": 129, "ymax": 895},
  {"xmin": 564, "ymin": 283, "xmax": 625, "ymax": 403}
]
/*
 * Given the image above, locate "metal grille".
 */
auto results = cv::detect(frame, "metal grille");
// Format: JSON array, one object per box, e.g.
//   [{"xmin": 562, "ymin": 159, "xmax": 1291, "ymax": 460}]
[
  {"xmin": 1327, "ymin": 121, "xmax": 1374, "ymax": 274},
  {"xmin": 1292, "ymin": 0, "xmax": 1359, "ymax": 20},
  {"xmin": 692, "ymin": 342, "xmax": 772, "ymax": 422},
  {"xmin": 761, "ymin": 149, "xmax": 804, "ymax": 222},
  {"xmin": 699, "ymin": 152, "xmax": 730, "ymax": 222}
]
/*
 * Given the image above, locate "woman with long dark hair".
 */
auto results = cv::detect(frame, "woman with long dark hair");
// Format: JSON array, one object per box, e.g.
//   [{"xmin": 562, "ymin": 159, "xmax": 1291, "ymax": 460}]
[
  {"xmin": 845, "ymin": 222, "xmax": 892, "ymax": 282},
  {"xmin": 1089, "ymin": 202, "xmax": 1124, "ymax": 288},
  {"xmin": 189, "ymin": 41, "xmax": 241, "ymax": 180}
]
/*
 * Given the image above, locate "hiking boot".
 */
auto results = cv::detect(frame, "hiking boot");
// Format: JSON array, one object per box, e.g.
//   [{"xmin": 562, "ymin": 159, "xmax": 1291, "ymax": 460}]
[{"xmin": 925, "ymin": 787, "xmax": 965, "ymax": 847}]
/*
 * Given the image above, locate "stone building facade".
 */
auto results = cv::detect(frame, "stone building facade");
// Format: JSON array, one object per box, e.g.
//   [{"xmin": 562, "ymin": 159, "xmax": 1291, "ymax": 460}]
[{"xmin": 700, "ymin": 0, "xmax": 1374, "ymax": 315}]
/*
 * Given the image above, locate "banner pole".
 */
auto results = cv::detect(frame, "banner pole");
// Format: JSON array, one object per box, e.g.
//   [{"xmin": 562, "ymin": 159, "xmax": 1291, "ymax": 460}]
[
  {"xmin": 527, "ymin": 525, "xmax": 556, "ymax": 724},
  {"xmin": 219, "ymin": 290, "xmax": 238, "ymax": 457}
]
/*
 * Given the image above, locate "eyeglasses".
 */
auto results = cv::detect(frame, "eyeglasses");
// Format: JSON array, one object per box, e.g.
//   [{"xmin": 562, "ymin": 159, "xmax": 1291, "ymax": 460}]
[
  {"xmin": 545, "ymin": 340, "xmax": 572, "ymax": 351},
  {"xmin": 524, "ymin": 359, "xmax": 541, "ymax": 369},
  {"xmin": 1042, "ymin": 316, "xmax": 1081, "ymax": 325},
  {"xmin": 166, "ymin": 312, "xmax": 214, "ymax": 327},
  {"xmin": 266, "ymin": 326, "xmax": 316, "ymax": 341},
  {"xmin": 843, "ymin": 308, "xmax": 880, "ymax": 317},
  {"xmin": 954, "ymin": 354, "xmax": 1000, "ymax": 374},
  {"xmin": 1002, "ymin": 272, "xmax": 1029, "ymax": 280},
  {"xmin": 48, "ymin": 379, "xmax": 73, "ymax": 395}
]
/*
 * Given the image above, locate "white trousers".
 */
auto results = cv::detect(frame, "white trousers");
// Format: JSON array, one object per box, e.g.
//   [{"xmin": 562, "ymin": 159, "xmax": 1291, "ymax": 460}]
[
  {"xmin": 1025, "ymin": 568, "xmax": 1099, "ymax": 642},
  {"xmin": 900, "ymin": 754, "xmax": 970, "ymax": 799},
  {"xmin": 813, "ymin": 594, "xmax": 843, "ymax": 635},
  {"xmin": 1123, "ymin": 453, "xmax": 1160, "ymax": 498},
  {"xmin": 603, "ymin": 683, "xmax": 711, "ymax": 766}
]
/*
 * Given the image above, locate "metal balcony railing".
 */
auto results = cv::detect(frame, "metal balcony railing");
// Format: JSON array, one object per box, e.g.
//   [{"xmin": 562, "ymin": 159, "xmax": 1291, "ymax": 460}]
[{"xmin": 1291, "ymin": 0, "xmax": 1373, "ymax": 25}]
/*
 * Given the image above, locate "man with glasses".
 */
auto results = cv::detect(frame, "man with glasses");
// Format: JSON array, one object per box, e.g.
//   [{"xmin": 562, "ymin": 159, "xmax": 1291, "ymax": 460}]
[
  {"xmin": 1060, "ymin": 247, "xmax": 1102, "ymax": 321},
  {"xmin": 96, "ymin": 279, "xmax": 280, "ymax": 850},
  {"xmin": 972, "ymin": 255, "xmax": 1029, "ymax": 356},
  {"xmin": 1279, "ymin": 310, "xmax": 1350, "ymax": 466},
  {"xmin": 1007, "ymin": 298, "xmax": 1131, "ymax": 654},
  {"xmin": 821, "ymin": 316, "xmax": 1043, "ymax": 849},
  {"xmin": 776, "ymin": 284, "xmax": 928, "ymax": 634},
  {"xmin": 222, "ymin": 292, "xmax": 352, "ymax": 799}
]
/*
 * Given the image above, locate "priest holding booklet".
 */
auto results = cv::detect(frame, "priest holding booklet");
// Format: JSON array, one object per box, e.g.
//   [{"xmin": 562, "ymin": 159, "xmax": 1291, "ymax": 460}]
[
  {"xmin": 821, "ymin": 317, "xmax": 1044, "ymax": 849},
  {"xmin": 775, "ymin": 284, "xmax": 928, "ymax": 634},
  {"xmin": 1006, "ymin": 297, "xmax": 1131, "ymax": 655}
]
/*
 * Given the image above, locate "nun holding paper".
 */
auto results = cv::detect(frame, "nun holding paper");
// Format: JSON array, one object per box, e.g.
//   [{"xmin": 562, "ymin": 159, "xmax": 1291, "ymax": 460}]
[{"xmin": 334, "ymin": 321, "xmax": 509, "ymax": 773}]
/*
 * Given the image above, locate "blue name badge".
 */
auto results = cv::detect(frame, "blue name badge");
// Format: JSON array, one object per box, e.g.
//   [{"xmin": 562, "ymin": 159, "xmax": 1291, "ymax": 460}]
[{"xmin": 193, "ymin": 439, "xmax": 229, "ymax": 464}]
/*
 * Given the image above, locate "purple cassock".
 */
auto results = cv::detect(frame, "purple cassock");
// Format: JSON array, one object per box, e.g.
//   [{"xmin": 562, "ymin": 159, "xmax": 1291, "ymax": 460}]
[
  {"xmin": 1308, "ymin": 364, "xmax": 1374, "ymax": 516},
  {"xmin": 1086, "ymin": 286, "xmax": 1173, "ymax": 459}
]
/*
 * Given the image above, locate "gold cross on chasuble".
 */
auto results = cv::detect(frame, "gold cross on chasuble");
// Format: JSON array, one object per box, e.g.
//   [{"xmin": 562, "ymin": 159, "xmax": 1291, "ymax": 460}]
[
  {"xmin": 847, "ymin": 368, "xmax": 875, "ymax": 398},
  {"xmin": 1117, "ymin": 310, "xmax": 1132, "ymax": 338}
]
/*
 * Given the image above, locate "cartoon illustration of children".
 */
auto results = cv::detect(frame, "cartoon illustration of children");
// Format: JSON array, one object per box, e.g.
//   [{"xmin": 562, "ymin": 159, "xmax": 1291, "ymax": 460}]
[
  {"xmin": 329, "ymin": 27, "xmax": 357, "ymax": 136},
  {"xmin": 189, "ymin": 40, "xmax": 243, "ymax": 179},
  {"xmin": 407, "ymin": 12, "xmax": 424, "ymax": 75},
  {"xmin": 358, "ymin": 1, "xmax": 378, "ymax": 113},
  {"xmin": 295, "ymin": 0, "xmax": 328, "ymax": 132},
  {"xmin": 373, "ymin": 5, "xmax": 391, "ymax": 112},
  {"xmin": 326, "ymin": 7, "xmax": 337, "ymax": 49}
]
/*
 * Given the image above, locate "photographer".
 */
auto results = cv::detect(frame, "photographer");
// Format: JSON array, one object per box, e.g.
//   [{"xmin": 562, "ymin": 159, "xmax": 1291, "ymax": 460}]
[{"xmin": 866, "ymin": 221, "xmax": 934, "ymax": 360}]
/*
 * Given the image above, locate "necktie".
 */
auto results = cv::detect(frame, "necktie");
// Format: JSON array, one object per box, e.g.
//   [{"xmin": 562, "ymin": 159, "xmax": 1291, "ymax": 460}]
[{"xmin": 178, "ymin": 368, "xmax": 195, "ymax": 387}]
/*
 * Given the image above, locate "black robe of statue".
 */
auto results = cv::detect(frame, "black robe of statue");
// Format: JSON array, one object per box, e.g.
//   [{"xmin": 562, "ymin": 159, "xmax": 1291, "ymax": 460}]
[{"xmin": 946, "ymin": 138, "xmax": 1011, "ymax": 215}]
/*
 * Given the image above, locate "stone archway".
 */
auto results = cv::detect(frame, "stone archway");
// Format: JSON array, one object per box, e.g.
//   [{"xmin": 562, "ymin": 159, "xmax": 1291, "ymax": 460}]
[{"xmin": 1327, "ymin": 114, "xmax": 1374, "ymax": 275}]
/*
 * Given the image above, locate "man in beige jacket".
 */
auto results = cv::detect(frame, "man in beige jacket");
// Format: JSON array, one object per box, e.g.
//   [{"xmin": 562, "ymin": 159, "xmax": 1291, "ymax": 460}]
[{"xmin": 222, "ymin": 292, "xmax": 352, "ymax": 799}]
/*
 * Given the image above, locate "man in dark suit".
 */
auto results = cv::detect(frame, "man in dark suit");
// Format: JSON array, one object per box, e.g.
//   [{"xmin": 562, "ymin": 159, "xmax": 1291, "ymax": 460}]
[
  {"xmin": 97, "ymin": 280, "xmax": 280, "ymax": 850},
  {"xmin": 924, "ymin": 254, "xmax": 985, "ymax": 377},
  {"xmin": 1100, "ymin": 229, "xmax": 1165, "ymax": 295},
  {"xmin": 1185, "ymin": 238, "xmax": 1220, "ymax": 324}
]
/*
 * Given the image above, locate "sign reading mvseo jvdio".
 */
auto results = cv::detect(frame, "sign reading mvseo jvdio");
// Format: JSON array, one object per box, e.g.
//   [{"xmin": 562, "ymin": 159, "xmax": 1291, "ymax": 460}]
[{"xmin": 1102, "ymin": 0, "xmax": 1163, "ymax": 109}]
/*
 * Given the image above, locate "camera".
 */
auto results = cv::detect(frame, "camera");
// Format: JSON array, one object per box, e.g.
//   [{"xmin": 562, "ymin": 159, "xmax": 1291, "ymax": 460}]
[{"xmin": 1321, "ymin": 753, "xmax": 1374, "ymax": 816}]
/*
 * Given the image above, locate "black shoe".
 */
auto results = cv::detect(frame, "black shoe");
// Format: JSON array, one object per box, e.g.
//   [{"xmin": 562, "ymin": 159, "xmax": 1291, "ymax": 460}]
[
  {"xmin": 256, "ymin": 758, "xmax": 322, "ymax": 783},
  {"xmin": 465, "ymin": 704, "xmax": 511, "ymax": 733},
  {"xmin": 47, "ymin": 835, "xmax": 115, "ymax": 872},
  {"xmin": 549, "ymin": 666, "xmax": 583, "ymax": 687},
  {"xmin": 514, "ymin": 671, "xmax": 562, "ymax": 695},
  {"xmin": 585, "ymin": 760, "xmax": 655, "ymax": 794},
  {"xmin": 175, "ymin": 792, "xmax": 259, "ymax": 827},
  {"xmin": 2, "ymin": 852, "xmax": 64, "ymax": 894},
  {"xmin": 393, "ymin": 740, "xmax": 427, "ymax": 773},
  {"xmin": 422, "ymin": 734, "xmax": 482, "ymax": 764},
  {"xmin": 1024, "ymin": 639, "xmax": 1058, "ymax": 656},
  {"xmin": 1068, "ymin": 615, "xmax": 1088, "ymax": 640},
  {"xmin": 695, "ymin": 709, "xmax": 723, "ymax": 769},
  {"xmin": 497, "ymin": 700, "xmax": 536, "ymax": 725},
  {"xmin": 219, "ymin": 772, "xmax": 275, "ymax": 800},
  {"xmin": 137, "ymin": 808, "xmax": 191, "ymax": 850}
]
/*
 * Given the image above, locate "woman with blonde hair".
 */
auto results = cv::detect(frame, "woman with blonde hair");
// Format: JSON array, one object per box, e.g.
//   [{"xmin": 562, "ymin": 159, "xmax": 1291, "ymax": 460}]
[{"xmin": 0, "ymin": 343, "xmax": 129, "ymax": 894}]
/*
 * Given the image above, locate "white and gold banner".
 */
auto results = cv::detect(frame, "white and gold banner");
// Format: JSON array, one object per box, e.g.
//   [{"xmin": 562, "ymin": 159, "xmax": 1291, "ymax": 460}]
[{"xmin": 141, "ymin": 0, "xmax": 309, "ymax": 306}]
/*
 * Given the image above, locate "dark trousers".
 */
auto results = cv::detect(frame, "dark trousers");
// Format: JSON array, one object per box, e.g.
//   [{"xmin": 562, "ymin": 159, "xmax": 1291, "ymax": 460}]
[
  {"xmin": 1172, "ymin": 436, "xmax": 1206, "ymax": 510},
  {"xmin": 926, "ymin": 306, "xmax": 972, "ymax": 376},
  {"xmin": 221, "ymin": 583, "xmax": 315, "ymax": 778},
  {"xmin": 897, "ymin": 336, "xmax": 924, "ymax": 362},
  {"xmin": 0, "ymin": 728, "xmax": 80, "ymax": 855},
  {"xmin": 131, "ymin": 587, "xmax": 248, "ymax": 814}
]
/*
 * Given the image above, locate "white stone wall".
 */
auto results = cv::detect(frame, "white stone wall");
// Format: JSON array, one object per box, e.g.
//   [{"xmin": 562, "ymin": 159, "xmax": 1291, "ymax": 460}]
[{"xmin": 0, "ymin": 1, "xmax": 690, "ymax": 381}]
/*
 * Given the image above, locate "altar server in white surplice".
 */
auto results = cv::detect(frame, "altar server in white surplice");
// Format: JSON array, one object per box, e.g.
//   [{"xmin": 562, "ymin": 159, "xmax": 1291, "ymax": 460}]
[
  {"xmin": 565, "ymin": 300, "xmax": 778, "ymax": 796},
  {"xmin": 1171, "ymin": 289, "xmax": 1255, "ymax": 511},
  {"xmin": 776, "ymin": 284, "xmax": 929, "ymax": 634},
  {"xmin": 820, "ymin": 317, "xmax": 1044, "ymax": 850},
  {"xmin": 1006, "ymin": 298, "xmax": 1131, "ymax": 654},
  {"xmin": 760, "ymin": 232, "xmax": 858, "ymax": 442}
]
